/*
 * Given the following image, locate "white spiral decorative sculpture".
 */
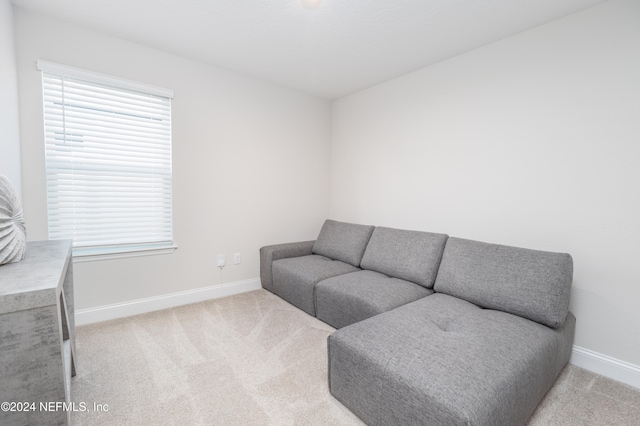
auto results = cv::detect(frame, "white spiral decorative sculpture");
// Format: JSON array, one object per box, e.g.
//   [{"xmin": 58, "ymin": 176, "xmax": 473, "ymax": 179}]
[{"xmin": 0, "ymin": 174, "xmax": 26, "ymax": 265}]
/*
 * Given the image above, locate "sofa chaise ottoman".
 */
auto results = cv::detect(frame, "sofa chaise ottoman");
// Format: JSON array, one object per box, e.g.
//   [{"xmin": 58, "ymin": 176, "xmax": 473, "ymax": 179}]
[{"xmin": 328, "ymin": 237, "xmax": 575, "ymax": 425}]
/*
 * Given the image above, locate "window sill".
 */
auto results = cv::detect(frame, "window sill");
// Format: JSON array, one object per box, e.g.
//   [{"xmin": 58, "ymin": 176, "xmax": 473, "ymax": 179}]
[{"xmin": 72, "ymin": 244, "xmax": 178, "ymax": 263}]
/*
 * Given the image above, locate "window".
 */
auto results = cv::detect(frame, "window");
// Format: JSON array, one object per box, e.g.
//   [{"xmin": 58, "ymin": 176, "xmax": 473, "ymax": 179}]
[{"xmin": 38, "ymin": 60, "xmax": 175, "ymax": 260}]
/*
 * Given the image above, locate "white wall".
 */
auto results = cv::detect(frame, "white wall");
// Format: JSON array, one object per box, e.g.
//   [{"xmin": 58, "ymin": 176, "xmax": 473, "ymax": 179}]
[
  {"xmin": 15, "ymin": 9, "xmax": 331, "ymax": 310},
  {"xmin": 0, "ymin": 0, "xmax": 22, "ymax": 197},
  {"xmin": 331, "ymin": 0, "xmax": 640, "ymax": 367}
]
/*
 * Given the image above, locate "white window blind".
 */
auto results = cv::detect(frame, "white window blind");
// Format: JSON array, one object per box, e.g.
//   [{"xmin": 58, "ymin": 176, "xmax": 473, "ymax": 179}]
[{"xmin": 38, "ymin": 61, "xmax": 175, "ymax": 259}]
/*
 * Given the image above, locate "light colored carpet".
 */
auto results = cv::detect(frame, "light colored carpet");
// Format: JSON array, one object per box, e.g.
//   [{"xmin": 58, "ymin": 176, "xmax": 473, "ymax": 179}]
[{"xmin": 71, "ymin": 289, "xmax": 640, "ymax": 425}]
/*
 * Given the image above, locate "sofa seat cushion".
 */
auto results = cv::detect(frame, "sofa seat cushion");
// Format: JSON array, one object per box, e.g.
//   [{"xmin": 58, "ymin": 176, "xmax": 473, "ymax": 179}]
[
  {"xmin": 434, "ymin": 237, "xmax": 573, "ymax": 328},
  {"xmin": 315, "ymin": 270, "xmax": 433, "ymax": 329},
  {"xmin": 259, "ymin": 241, "xmax": 315, "ymax": 293},
  {"xmin": 312, "ymin": 220, "xmax": 375, "ymax": 267},
  {"xmin": 328, "ymin": 293, "xmax": 576, "ymax": 426},
  {"xmin": 360, "ymin": 227, "xmax": 448, "ymax": 288},
  {"xmin": 272, "ymin": 255, "xmax": 359, "ymax": 316}
]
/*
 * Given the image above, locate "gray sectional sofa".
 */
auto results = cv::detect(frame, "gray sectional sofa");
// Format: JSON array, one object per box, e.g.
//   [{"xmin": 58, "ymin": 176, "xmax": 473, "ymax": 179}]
[{"xmin": 260, "ymin": 220, "xmax": 575, "ymax": 426}]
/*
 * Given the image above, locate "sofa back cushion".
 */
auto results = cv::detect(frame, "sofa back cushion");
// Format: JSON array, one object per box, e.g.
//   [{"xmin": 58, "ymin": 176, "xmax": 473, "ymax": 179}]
[
  {"xmin": 434, "ymin": 237, "xmax": 573, "ymax": 328},
  {"xmin": 360, "ymin": 227, "xmax": 448, "ymax": 288},
  {"xmin": 312, "ymin": 220, "xmax": 374, "ymax": 267}
]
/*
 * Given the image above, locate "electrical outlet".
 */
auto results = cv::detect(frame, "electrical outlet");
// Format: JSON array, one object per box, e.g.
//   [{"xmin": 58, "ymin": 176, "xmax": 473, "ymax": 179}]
[
  {"xmin": 217, "ymin": 254, "xmax": 225, "ymax": 267},
  {"xmin": 234, "ymin": 253, "xmax": 241, "ymax": 265}
]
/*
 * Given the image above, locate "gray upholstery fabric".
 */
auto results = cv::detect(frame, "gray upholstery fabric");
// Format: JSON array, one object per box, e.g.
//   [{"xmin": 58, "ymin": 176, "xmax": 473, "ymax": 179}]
[
  {"xmin": 360, "ymin": 227, "xmax": 448, "ymax": 288},
  {"xmin": 312, "ymin": 220, "xmax": 374, "ymax": 267},
  {"xmin": 328, "ymin": 294, "xmax": 576, "ymax": 426},
  {"xmin": 315, "ymin": 270, "xmax": 432, "ymax": 329},
  {"xmin": 259, "ymin": 241, "xmax": 315, "ymax": 293},
  {"xmin": 272, "ymin": 255, "xmax": 359, "ymax": 316},
  {"xmin": 434, "ymin": 237, "xmax": 573, "ymax": 328}
]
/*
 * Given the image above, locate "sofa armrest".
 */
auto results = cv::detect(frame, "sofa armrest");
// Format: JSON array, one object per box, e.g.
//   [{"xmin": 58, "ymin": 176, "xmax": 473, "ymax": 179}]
[{"xmin": 260, "ymin": 241, "xmax": 315, "ymax": 292}]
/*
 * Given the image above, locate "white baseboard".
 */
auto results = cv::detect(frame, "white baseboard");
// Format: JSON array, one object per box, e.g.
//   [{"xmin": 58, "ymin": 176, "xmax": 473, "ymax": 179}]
[
  {"xmin": 570, "ymin": 345, "xmax": 640, "ymax": 389},
  {"xmin": 76, "ymin": 285, "xmax": 640, "ymax": 391},
  {"xmin": 75, "ymin": 278, "xmax": 262, "ymax": 326}
]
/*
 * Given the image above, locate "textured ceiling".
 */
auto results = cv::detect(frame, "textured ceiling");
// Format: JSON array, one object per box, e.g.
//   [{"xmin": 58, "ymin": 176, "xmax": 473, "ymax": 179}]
[{"xmin": 11, "ymin": 0, "xmax": 607, "ymax": 99}]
